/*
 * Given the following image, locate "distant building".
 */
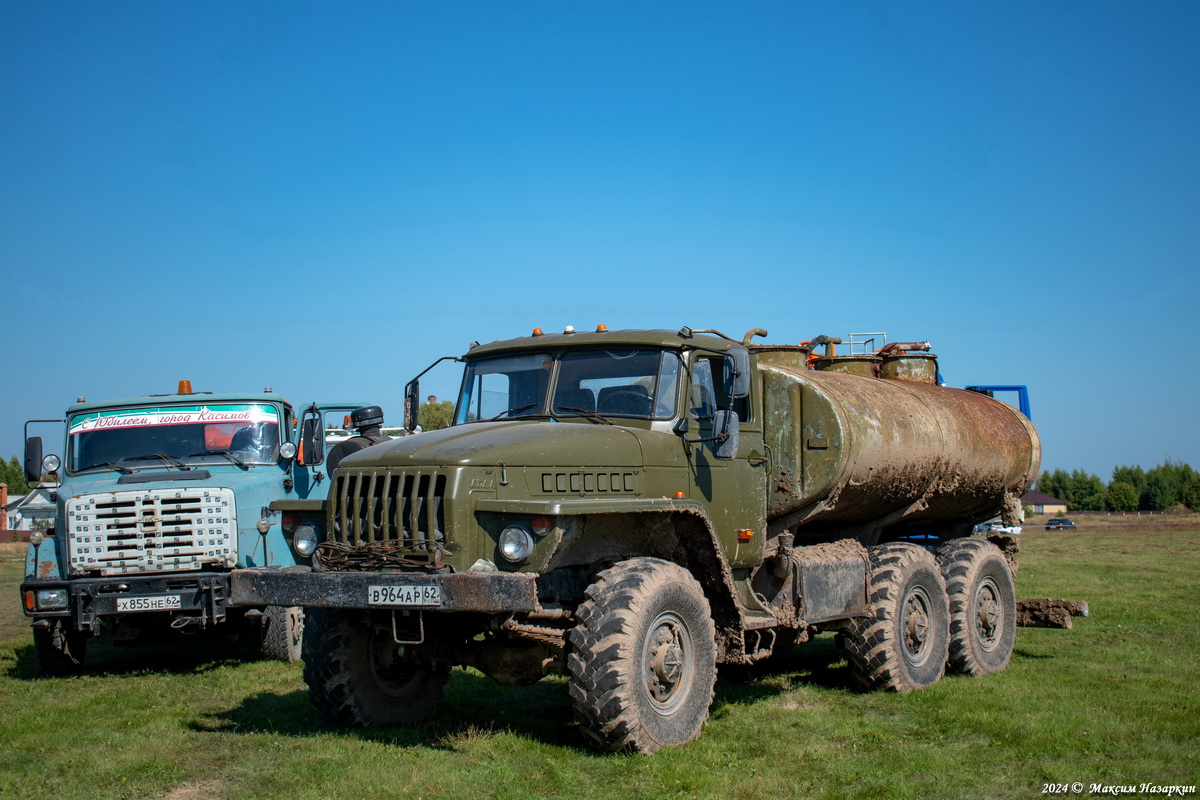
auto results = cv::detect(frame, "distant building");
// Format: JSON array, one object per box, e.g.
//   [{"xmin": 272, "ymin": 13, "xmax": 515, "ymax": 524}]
[
  {"xmin": 3, "ymin": 487, "xmax": 57, "ymax": 539},
  {"xmin": 1022, "ymin": 490, "xmax": 1068, "ymax": 515}
]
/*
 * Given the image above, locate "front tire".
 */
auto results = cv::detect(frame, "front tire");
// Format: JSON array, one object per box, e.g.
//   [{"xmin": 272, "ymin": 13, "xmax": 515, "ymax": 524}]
[
  {"xmin": 302, "ymin": 609, "xmax": 448, "ymax": 727},
  {"xmin": 843, "ymin": 543, "xmax": 949, "ymax": 693},
  {"xmin": 937, "ymin": 538, "xmax": 1016, "ymax": 675},
  {"xmin": 33, "ymin": 620, "xmax": 87, "ymax": 677},
  {"xmin": 260, "ymin": 606, "xmax": 304, "ymax": 663},
  {"xmin": 567, "ymin": 558, "xmax": 717, "ymax": 753}
]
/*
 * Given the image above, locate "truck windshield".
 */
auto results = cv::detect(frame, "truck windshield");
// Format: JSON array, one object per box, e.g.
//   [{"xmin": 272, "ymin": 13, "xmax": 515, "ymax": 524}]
[
  {"xmin": 67, "ymin": 403, "xmax": 282, "ymax": 473},
  {"xmin": 455, "ymin": 348, "xmax": 681, "ymax": 424},
  {"xmin": 456, "ymin": 353, "xmax": 552, "ymax": 423}
]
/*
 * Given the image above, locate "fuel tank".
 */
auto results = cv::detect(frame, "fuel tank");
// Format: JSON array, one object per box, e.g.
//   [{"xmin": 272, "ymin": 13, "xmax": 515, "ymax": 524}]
[{"xmin": 758, "ymin": 359, "xmax": 1040, "ymax": 537}]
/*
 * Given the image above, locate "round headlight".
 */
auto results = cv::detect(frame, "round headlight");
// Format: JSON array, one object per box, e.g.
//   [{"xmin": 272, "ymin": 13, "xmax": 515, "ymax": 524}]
[
  {"xmin": 29, "ymin": 531, "xmax": 44, "ymax": 547},
  {"xmin": 498, "ymin": 524, "xmax": 535, "ymax": 564},
  {"xmin": 42, "ymin": 454, "xmax": 61, "ymax": 473},
  {"xmin": 294, "ymin": 522, "xmax": 320, "ymax": 557}
]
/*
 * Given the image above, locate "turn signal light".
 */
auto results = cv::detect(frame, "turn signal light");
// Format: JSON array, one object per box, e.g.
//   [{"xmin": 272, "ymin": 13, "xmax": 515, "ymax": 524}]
[
  {"xmin": 673, "ymin": 491, "xmax": 686, "ymax": 499},
  {"xmin": 531, "ymin": 516, "xmax": 552, "ymax": 535},
  {"xmin": 737, "ymin": 529, "xmax": 754, "ymax": 542},
  {"xmin": 24, "ymin": 591, "xmax": 34, "ymax": 613}
]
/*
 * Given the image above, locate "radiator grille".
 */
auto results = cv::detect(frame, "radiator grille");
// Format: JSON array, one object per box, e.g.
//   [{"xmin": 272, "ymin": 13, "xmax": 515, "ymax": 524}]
[
  {"xmin": 331, "ymin": 469, "xmax": 446, "ymax": 550},
  {"xmin": 66, "ymin": 488, "xmax": 237, "ymax": 576}
]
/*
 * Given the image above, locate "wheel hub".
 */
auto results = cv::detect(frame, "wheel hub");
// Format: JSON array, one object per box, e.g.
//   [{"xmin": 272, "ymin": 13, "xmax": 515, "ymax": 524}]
[
  {"xmin": 974, "ymin": 578, "xmax": 1002, "ymax": 651},
  {"xmin": 643, "ymin": 612, "xmax": 692, "ymax": 713},
  {"xmin": 902, "ymin": 586, "xmax": 933, "ymax": 667}
]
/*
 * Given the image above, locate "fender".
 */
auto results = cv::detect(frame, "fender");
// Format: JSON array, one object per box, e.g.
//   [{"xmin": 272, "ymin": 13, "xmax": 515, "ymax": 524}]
[{"xmin": 477, "ymin": 497, "xmax": 752, "ymax": 662}]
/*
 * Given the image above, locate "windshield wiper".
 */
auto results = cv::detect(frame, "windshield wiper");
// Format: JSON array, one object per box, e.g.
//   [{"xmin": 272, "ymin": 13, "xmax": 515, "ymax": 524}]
[
  {"xmin": 556, "ymin": 406, "xmax": 613, "ymax": 425},
  {"xmin": 482, "ymin": 404, "xmax": 537, "ymax": 422},
  {"xmin": 92, "ymin": 462, "xmax": 133, "ymax": 474},
  {"xmin": 187, "ymin": 450, "xmax": 249, "ymax": 469},
  {"xmin": 124, "ymin": 453, "xmax": 192, "ymax": 470}
]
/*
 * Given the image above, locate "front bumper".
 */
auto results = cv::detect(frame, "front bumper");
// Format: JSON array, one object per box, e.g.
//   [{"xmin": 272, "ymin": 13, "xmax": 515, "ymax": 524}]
[
  {"xmin": 20, "ymin": 573, "xmax": 232, "ymax": 631},
  {"xmin": 230, "ymin": 566, "xmax": 541, "ymax": 614}
]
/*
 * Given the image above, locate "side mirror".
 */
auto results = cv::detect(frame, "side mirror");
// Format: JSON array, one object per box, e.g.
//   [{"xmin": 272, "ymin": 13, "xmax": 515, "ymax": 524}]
[
  {"xmin": 711, "ymin": 410, "xmax": 740, "ymax": 460},
  {"xmin": 724, "ymin": 348, "xmax": 751, "ymax": 400},
  {"xmin": 677, "ymin": 412, "xmax": 739, "ymax": 459},
  {"xmin": 24, "ymin": 437, "xmax": 44, "ymax": 483},
  {"xmin": 404, "ymin": 379, "xmax": 421, "ymax": 433},
  {"xmin": 299, "ymin": 408, "xmax": 323, "ymax": 466}
]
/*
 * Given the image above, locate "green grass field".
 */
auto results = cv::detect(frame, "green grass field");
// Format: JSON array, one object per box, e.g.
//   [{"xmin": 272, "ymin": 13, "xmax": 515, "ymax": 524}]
[{"xmin": 1, "ymin": 522, "xmax": 1197, "ymax": 800}]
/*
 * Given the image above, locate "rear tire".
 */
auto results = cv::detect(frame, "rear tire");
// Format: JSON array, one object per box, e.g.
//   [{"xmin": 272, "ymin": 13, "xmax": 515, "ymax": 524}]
[
  {"xmin": 33, "ymin": 621, "xmax": 87, "ymax": 677},
  {"xmin": 567, "ymin": 558, "xmax": 717, "ymax": 753},
  {"xmin": 843, "ymin": 543, "xmax": 949, "ymax": 693},
  {"xmin": 302, "ymin": 609, "xmax": 448, "ymax": 727},
  {"xmin": 260, "ymin": 606, "xmax": 304, "ymax": 663},
  {"xmin": 937, "ymin": 538, "xmax": 1016, "ymax": 675}
]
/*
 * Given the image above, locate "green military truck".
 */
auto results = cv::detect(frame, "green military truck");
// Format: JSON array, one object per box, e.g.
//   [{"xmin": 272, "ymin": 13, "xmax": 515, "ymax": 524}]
[{"xmin": 233, "ymin": 326, "xmax": 1040, "ymax": 753}]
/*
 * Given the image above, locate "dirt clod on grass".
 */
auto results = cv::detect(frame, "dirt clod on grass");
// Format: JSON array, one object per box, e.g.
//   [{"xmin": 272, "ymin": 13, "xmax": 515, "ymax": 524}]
[{"xmin": 1016, "ymin": 598, "xmax": 1090, "ymax": 629}]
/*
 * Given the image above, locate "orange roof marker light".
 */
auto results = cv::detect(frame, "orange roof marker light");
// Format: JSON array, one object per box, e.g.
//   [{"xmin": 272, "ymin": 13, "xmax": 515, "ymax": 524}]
[
  {"xmin": 673, "ymin": 491, "xmax": 686, "ymax": 499},
  {"xmin": 178, "ymin": 380, "xmax": 193, "ymax": 394},
  {"xmin": 596, "ymin": 324, "xmax": 608, "ymax": 332},
  {"xmin": 532, "ymin": 328, "xmax": 544, "ymax": 336}
]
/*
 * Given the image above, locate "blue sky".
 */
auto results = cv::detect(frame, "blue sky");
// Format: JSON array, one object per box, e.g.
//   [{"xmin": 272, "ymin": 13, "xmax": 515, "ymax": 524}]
[{"xmin": 2, "ymin": 1, "xmax": 1197, "ymax": 481}]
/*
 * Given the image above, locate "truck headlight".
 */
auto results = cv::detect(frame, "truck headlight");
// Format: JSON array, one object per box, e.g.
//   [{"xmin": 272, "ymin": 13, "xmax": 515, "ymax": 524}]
[
  {"xmin": 294, "ymin": 523, "xmax": 320, "ymax": 557},
  {"xmin": 37, "ymin": 589, "xmax": 69, "ymax": 610},
  {"xmin": 498, "ymin": 524, "xmax": 535, "ymax": 564}
]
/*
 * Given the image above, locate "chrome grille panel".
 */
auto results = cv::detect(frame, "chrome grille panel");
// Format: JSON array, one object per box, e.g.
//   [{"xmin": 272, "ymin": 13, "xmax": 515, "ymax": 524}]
[{"xmin": 66, "ymin": 488, "xmax": 237, "ymax": 576}]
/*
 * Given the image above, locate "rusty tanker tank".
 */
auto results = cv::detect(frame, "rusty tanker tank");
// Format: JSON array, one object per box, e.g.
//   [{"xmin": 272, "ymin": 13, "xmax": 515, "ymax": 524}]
[{"xmin": 755, "ymin": 341, "xmax": 1040, "ymax": 544}]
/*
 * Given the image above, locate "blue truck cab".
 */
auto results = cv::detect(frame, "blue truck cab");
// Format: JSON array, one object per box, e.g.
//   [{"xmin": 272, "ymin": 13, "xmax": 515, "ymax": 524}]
[{"xmin": 19, "ymin": 381, "xmax": 368, "ymax": 676}]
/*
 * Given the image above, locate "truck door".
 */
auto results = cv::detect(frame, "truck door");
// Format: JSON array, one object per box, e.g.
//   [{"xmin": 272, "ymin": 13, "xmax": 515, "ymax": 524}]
[
  {"xmin": 294, "ymin": 403, "xmax": 370, "ymax": 497},
  {"xmin": 686, "ymin": 353, "xmax": 768, "ymax": 568}
]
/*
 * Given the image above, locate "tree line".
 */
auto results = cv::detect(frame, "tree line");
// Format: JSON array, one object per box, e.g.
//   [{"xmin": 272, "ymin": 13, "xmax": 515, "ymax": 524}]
[
  {"xmin": 1037, "ymin": 461, "xmax": 1199, "ymax": 512},
  {"xmin": 0, "ymin": 456, "xmax": 31, "ymax": 495}
]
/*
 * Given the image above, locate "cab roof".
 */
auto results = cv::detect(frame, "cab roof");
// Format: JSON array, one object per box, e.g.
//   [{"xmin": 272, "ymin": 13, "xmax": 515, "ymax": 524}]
[
  {"xmin": 66, "ymin": 391, "xmax": 292, "ymax": 417},
  {"xmin": 464, "ymin": 327, "xmax": 743, "ymax": 359}
]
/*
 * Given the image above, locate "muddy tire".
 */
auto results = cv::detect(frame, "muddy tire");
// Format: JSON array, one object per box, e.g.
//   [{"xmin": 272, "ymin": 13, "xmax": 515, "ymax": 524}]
[
  {"xmin": 844, "ymin": 543, "xmax": 949, "ymax": 693},
  {"xmin": 567, "ymin": 558, "xmax": 716, "ymax": 753},
  {"xmin": 302, "ymin": 609, "xmax": 448, "ymax": 727},
  {"xmin": 937, "ymin": 538, "xmax": 1016, "ymax": 675},
  {"xmin": 260, "ymin": 606, "xmax": 304, "ymax": 663},
  {"xmin": 33, "ymin": 620, "xmax": 87, "ymax": 677}
]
